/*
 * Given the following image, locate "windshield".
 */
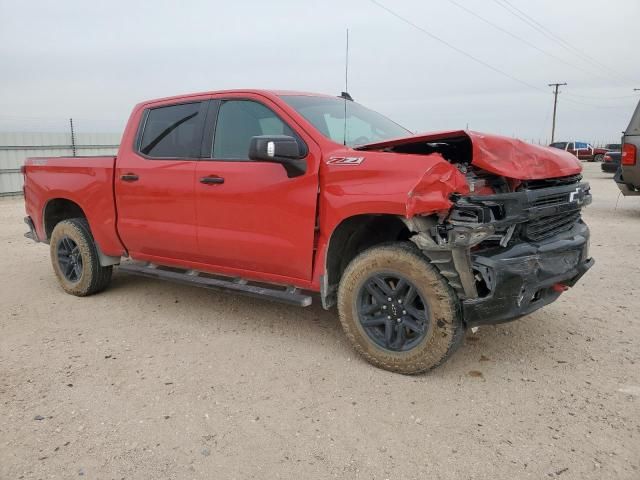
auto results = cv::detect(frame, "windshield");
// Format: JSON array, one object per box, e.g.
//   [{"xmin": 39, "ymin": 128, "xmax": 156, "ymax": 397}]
[{"xmin": 280, "ymin": 95, "xmax": 411, "ymax": 147}]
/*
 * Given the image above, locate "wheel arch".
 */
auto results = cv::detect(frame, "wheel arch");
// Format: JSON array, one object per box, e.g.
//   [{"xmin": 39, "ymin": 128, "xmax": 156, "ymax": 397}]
[
  {"xmin": 43, "ymin": 198, "xmax": 86, "ymax": 241},
  {"xmin": 43, "ymin": 198, "xmax": 120, "ymax": 266},
  {"xmin": 321, "ymin": 213, "xmax": 418, "ymax": 309}
]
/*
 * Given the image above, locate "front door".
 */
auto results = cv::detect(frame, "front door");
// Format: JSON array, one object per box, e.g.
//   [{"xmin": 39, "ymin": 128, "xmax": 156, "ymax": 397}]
[
  {"xmin": 115, "ymin": 99, "xmax": 208, "ymax": 261},
  {"xmin": 194, "ymin": 96, "xmax": 319, "ymax": 281}
]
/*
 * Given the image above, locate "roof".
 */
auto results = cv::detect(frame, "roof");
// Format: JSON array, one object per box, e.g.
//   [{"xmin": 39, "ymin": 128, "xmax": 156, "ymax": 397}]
[{"xmin": 137, "ymin": 89, "xmax": 335, "ymax": 108}]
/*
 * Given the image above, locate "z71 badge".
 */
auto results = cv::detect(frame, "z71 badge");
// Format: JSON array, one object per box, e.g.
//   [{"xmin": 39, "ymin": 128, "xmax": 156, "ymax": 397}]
[{"xmin": 326, "ymin": 156, "xmax": 365, "ymax": 165}]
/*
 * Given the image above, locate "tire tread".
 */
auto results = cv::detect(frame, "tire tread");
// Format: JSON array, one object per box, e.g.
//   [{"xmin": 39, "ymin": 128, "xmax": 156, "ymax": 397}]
[
  {"xmin": 337, "ymin": 242, "xmax": 464, "ymax": 374},
  {"xmin": 49, "ymin": 218, "xmax": 113, "ymax": 296}
]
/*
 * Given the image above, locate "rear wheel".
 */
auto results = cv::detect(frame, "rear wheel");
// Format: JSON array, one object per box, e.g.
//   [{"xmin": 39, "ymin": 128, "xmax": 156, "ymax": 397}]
[
  {"xmin": 337, "ymin": 243, "xmax": 464, "ymax": 374},
  {"xmin": 594, "ymin": 154, "xmax": 604, "ymax": 162},
  {"xmin": 49, "ymin": 218, "xmax": 112, "ymax": 296}
]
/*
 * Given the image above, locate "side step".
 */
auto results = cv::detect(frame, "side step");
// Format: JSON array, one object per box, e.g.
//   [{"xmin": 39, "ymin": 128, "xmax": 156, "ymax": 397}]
[{"xmin": 118, "ymin": 262, "xmax": 312, "ymax": 307}]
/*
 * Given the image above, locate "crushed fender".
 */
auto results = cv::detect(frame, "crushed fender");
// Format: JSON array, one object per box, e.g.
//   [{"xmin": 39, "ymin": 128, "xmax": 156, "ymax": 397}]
[{"xmin": 405, "ymin": 161, "xmax": 469, "ymax": 218}]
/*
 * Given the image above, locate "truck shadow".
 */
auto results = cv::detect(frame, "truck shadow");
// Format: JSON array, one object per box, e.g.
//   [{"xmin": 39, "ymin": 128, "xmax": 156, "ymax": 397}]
[{"xmin": 107, "ymin": 271, "xmax": 566, "ymax": 376}]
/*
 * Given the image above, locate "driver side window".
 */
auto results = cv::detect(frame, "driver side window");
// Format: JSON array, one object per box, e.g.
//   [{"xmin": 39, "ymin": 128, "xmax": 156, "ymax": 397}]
[{"xmin": 212, "ymin": 100, "xmax": 295, "ymax": 160}]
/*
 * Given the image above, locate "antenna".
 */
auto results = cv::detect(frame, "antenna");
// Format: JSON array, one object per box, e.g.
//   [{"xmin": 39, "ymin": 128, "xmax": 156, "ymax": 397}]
[
  {"xmin": 343, "ymin": 28, "xmax": 349, "ymax": 146},
  {"xmin": 345, "ymin": 28, "xmax": 349, "ymax": 94}
]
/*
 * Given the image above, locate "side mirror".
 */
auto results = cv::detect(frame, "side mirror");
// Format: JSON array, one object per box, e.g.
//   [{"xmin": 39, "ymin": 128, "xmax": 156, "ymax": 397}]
[{"xmin": 248, "ymin": 135, "xmax": 307, "ymax": 177}]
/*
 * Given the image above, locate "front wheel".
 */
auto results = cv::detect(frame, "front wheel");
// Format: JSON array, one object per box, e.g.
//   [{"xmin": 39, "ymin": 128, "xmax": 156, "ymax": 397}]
[
  {"xmin": 49, "ymin": 218, "xmax": 113, "ymax": 296},
  {"xmin": 337, "ymin": 243, "xmax": 464, "ymax": 374}
]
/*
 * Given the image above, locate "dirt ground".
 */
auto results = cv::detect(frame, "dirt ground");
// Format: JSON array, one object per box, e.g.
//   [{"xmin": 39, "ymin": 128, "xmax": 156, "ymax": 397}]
[{"xmin": 1, "ymin": 162, "xmax": 638, "ymax": 479}]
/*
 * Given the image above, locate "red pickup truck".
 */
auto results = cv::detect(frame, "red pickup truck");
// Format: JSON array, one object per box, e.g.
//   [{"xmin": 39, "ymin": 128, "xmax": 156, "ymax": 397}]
[
  {"xmin": 549, "ymin": 141, "xmax": 608, "ymax": 162},
  {"xmin": 23, "ymin": 90, "xmax": 594, "ymax": 374}
]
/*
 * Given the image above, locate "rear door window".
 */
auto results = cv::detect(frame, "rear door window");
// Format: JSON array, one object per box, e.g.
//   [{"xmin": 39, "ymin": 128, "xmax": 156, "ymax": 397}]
[{"xmin": 139, "ymin": 102, "xmax": 206, "ymax": 158}]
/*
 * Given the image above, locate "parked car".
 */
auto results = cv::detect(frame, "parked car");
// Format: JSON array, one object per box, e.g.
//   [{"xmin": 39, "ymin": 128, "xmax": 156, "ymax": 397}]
[
  {"xmin": 22, "ymin": 89, "xmax": 594, "ymax": 374},
  {"xmin": 601, "ymin": 151, "xmax": 621, "ymax": 173},
  {"xmin": 616, "ymin": 100, "xmax": 640, "ymax": 196},
  {"xmin": 604, "ymin": 143, "xmax": 621, "ymax": 152},
  {"xmin": 549, "ymin": 141, "xmax": 608, "ymax": 161}
]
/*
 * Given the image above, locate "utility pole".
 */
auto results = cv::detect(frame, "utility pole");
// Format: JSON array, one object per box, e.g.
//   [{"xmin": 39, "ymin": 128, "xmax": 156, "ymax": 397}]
[{"xmin": 548, "ymin": 82, "xmax": 566, "ymax": 143}]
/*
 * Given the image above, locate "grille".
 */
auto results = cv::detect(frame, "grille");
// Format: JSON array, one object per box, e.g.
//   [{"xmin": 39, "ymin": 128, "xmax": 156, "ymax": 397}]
[
  {"xmin": 520, "ymin": 174, "xmax": 582, "ymax": 190},
  {"xmin": 522, "ymin": 211, "xmax": 581, "ymax": 241},
  {"xmin": 532, "ymin": 192, "xmax": 570, "ymax": 207}
]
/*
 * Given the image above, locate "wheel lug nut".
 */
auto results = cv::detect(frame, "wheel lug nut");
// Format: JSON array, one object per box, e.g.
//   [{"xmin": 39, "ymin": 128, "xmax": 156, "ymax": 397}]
[
  {"xmin": 387, "ymin": 297, "xmax": 392, "ymax": 302},
  {"xmin": 398, "ymin": 299, "xmax": 403, "ymax": 304},
  {"xmin": 382, "ymin": 305, "xmax": 387, "ymax": 309},
  {"xmin": 403, "ymin": 310, "xmax": 407, "ymax": 315},
  {"xmin": 387, "ymin": 315, "xmax": 391, "ymax": 320}
]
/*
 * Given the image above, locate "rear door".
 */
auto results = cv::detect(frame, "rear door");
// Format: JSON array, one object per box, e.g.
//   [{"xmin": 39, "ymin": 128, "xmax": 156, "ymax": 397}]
[
  {"xmin": 115, "ymin": 98, "xmax": 209, "ymax": 261},
  {"xmin": 193, "ymin": 94, "xmax": 320, "ymax": 281},
  {"xmin": 566, "ymin": 142, "xmax": 577, "ymax": 157}
]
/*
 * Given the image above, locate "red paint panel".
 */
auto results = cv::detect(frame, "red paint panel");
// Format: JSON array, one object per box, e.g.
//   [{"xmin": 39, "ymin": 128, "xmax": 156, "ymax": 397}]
[
  {"xmin": 23, "ymin": 157, "xmax": 125, "ymax": 256},
  {"xmin": 114, "ymin": 157, "xmax": 198, "ymax": 260},
  {"xmin": 195, "ymin": 162, "xmax": 318, "ymax": 279}
]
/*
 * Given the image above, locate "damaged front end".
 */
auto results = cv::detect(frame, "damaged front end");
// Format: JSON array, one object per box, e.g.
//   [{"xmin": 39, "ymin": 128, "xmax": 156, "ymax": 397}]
[{"xmin": 408, "ymin": 174, "xmax": 594, "ymax": 327}]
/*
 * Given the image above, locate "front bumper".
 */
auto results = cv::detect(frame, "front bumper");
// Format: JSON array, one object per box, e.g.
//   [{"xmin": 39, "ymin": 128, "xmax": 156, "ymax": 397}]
[
  {"xmin": 410, "ymin": 180, "xmax": 594, "ymax": 327},
  {"xmin": 615, "ymin": 166, "xmax": 640, "ymax": 196},
  {"xmin": 463, "ymin": 221, "xmax": 593, "ymax": 327}
]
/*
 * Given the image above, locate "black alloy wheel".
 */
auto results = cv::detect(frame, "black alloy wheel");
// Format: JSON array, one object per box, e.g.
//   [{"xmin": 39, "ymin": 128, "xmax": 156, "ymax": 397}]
[
  {"xmin": 56, "ymin": 236, "xmax": 83, "ymax": 282},
  {"xmin": 356, "ymin": 273, "xmax": 430, "ymax": 352}
]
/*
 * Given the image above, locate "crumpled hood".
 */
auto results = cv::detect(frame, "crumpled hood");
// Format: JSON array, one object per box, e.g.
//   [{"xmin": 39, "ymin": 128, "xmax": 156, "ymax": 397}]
[{"xmin": 356, "ymin": 130, "xmax": 583, "ymax": 180}]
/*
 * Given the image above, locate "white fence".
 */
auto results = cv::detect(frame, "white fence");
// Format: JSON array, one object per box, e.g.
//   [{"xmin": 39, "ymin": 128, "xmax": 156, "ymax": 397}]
[{"xmin": 0, "ymin": 132, "xmax": 121, "ymax": 196}]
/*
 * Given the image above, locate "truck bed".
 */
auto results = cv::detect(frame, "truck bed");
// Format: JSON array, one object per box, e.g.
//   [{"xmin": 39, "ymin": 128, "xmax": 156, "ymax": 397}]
[{"xmin": 23, "ymin": 155, "xmax": 125, "ymax": 256}]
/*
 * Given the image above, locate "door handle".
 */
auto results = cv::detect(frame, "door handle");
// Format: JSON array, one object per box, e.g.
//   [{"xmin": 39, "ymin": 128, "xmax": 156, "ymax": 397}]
[
  {"xmin": 120, "ymin": 173, "xmax": 139, "ymax": 182},
  {"xmin": 200, "ymin": 175, "xmax": 225, "ymax": 185}
]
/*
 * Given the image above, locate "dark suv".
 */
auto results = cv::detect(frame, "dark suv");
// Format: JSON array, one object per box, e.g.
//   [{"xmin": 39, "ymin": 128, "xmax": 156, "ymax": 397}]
[{"xmin": 615, "ymin": 101, "xmax": 640, "ymax": 196}]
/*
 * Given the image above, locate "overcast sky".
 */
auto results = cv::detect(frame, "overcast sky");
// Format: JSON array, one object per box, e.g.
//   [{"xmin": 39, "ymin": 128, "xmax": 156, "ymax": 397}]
[{"xmin": 1, "ymin": 0, "xmax": 638, "ymax": 143}]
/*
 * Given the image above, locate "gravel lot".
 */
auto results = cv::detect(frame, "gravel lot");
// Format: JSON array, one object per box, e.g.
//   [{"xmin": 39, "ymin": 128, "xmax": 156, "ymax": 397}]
[{"xmin": 1, "ymin": 162, "xmax": 638, "ymax": 479}]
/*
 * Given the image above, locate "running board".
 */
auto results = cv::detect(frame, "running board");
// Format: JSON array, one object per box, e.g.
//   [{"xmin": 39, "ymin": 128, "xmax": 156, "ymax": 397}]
[{"xmin": 118, "ymin": 262, "xmax": 312, "ymax": 307}]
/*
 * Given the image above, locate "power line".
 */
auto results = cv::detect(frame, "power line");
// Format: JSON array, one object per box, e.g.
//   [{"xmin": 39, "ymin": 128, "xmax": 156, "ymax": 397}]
[
  {"xmin": 560, "ymin": 96, "xmax": 636, "ymax": 109},
  {"xmin": 445, "ymin": 0, "xmax": 612, "ymax": 84},
  {"xmin": 369, "ymin": 0, "xmax": 633, "ymax": 110},
  {"xmin": 369, "ymin": 0, "xmax": 545, "ymax": 94},
  {"xmin": 563, "ymin": 92, "xmax": 640, "ymax": 100},
  {"xmin": 493, "ymin": 0, "xmax": 637, "ymax": 84},
  {"xmin": 498, "ymin": 0, "xmax": 609, "ymax": 70}
]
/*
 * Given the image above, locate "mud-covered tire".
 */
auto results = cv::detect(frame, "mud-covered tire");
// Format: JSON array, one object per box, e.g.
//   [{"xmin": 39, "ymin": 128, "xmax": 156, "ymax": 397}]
[
  {"xmin": 49, "ymin": 218, "xmax": 112, "ymax": 296},
  {"xmin": 337, "ymin": 242, "xmax": 464, "ymax": 374}
]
